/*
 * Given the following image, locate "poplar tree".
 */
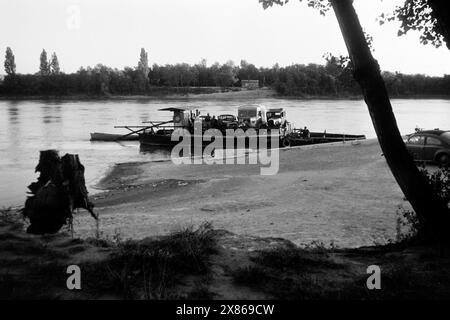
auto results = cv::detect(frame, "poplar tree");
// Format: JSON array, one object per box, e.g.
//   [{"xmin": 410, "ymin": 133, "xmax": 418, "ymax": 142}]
[
  {"xmin": 50, "ymin": 52, "xmax": 60, "ymax": 74},
  {"xmin": 39, "ymin": 49, "xmax": 50, "ymax": 75},
  {"xmin": 4, "ymin": 47, "xmax": 16, "ymax": 75},
  {"xmin": 138, "ymin": 48, "xmax": 149, "ymax": 76}
]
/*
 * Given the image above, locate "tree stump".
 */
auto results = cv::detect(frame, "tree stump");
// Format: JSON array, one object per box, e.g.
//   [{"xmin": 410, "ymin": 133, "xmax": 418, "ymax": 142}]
[{"xmin": 22, "ymin": 150, "xmax": 97, "ymax": 234}]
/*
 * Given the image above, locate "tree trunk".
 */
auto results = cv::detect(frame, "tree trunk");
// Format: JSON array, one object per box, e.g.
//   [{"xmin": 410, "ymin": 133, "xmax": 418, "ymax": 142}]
[
  {"xmin": 330, "ymin": 0, "xmax": 450, "ymax": 240},
  {"xmin": 428, "ymin": 0, "xmax": 450, "ymax": 49}
]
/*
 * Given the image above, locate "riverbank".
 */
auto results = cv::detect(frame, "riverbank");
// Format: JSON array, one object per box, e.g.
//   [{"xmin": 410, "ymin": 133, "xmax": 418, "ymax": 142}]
[
  {"xmin": 3, "ymin": 138, "xmax": 450, "ymax": 299},
  {"xmin": 73, "ymin": 138, "xmax": 408, "ymax": 248},
  {"xmin": 1, "ymin": 88, "xmax": 449, "ymax": 101},
  {"xmin": 0, "ymin": 87, "xmax": 275, "ymax": 101}
]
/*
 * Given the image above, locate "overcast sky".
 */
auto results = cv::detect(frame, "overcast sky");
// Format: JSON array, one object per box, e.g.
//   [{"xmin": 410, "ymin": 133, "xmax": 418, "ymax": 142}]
[{"xmin": 1, "ymin": 0, "xmax": 449, "ymax": 75}]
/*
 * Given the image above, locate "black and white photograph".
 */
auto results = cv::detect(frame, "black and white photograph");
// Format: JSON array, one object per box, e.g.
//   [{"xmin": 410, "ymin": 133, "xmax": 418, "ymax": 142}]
[{"xmin": 1, "ymin": 0, "xmax": 450, "ymax": 310}]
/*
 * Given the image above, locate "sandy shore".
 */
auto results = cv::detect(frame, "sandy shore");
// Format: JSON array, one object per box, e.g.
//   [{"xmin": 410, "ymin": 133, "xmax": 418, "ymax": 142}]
[
  {"xmin": 3, "ymin": 139, "xmax": 450, "ymax": 300},
  {"xmin": 71, "ymin": 138, "xmax": 410, "ymax": 248}
]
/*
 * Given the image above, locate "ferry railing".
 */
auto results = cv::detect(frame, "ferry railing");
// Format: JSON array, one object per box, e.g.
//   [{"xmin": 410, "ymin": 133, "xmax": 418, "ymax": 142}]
[{"xmin": 114, "ymin": 120, "xmax": 173, "ymax": 139}]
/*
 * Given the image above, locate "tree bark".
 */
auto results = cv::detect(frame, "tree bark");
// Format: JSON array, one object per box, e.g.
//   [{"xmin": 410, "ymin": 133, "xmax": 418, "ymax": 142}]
[{"xmin": 330, "ymin": 0, "xmax": 450, "ymax": 240}]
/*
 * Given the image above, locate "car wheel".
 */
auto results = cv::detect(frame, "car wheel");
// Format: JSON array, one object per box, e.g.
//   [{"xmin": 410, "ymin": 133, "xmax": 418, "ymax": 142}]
[
  {"xmin": 436, "ymin": 153, "xmax": 450, "ymax": 167},
  {"xmin": 282, "ymin": 138, "xmax": 291, "ymax": 147}
]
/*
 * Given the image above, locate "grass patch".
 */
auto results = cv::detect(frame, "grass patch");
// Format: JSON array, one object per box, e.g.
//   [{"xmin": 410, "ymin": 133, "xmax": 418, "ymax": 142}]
[
  {"xmin": 232, "ymin": 243, "xmax": 450, "ymax": 300},
  {"xmin": 0, "ymin": 215, "xmax": 217, "ymax": 299},
  {"xmin": 105, "ymin": 222, "xmax": 217, "ymax": 299},
  {"xmin": 232, "ymin": 265, "xmax": 272, "ymax": 286},
  {"xmin": 251, "ymin": 247, "xmax": 342, "ymax": 271},
  {"xmin": 0, "ymin": 261, "xmax": 67, "ymax": 299},
  {"xmin": 231, "ymin": 246, "xmax": 348, "ymax": 299},
  {"xmin": 231, "ymin": 264, "xmax": 355, "ymax": 299},
  {"xmin": 186, "ymin": 278, "xmax": 215, "ymax": 300}
]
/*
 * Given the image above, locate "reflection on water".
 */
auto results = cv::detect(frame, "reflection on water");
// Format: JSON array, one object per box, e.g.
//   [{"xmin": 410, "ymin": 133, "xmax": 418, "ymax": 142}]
[
  {"xmin": 0, "ymin": 98, "xmax": 449, "ymax": 206},
  {"xmin": 42, "ymin": 104, "xmax": 62, "ymax": 124},
  {"xmin": 139, "ymin": 144, "xmax": 173, "ymax": 158},
  {"xmin": 8, "ymin": 104, "xmax": 19, "ymax": 124}
]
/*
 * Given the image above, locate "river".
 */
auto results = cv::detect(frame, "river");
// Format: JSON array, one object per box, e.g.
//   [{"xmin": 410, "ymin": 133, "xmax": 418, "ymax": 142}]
[{"xmin": 0, "ymin": 98, "xmax": 449, "ymax": 207}]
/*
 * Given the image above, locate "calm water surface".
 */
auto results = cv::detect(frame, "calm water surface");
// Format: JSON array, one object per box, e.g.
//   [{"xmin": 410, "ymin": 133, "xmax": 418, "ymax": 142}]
[{"xmin": 0, "ymin": 98, "xmax": 449, "ymax": 207}]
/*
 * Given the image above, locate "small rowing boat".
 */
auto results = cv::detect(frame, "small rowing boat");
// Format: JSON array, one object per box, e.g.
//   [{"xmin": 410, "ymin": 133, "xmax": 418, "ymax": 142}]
[{"xmin": 90, "ymin": 132, "xmax": 140, "ymax": 141}]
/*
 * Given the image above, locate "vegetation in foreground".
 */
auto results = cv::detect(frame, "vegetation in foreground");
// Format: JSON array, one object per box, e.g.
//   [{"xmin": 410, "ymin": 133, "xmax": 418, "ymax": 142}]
[
  {"xmin": 231, "ymin": 241, "xmax": 450, "ymax": 299},
  {"xmin": 105, "ymin": 222, "xmax": 217, "ymax": 299},
  {"xmin": 1, "ymin": 167, "xmax": 449, "ymax": 300},
  {"xmin": 2, "ymin": 208, "xmax": 450, "ymax": 300},
  {"xmin": 0, "ymin": 216, "xmax": 218, "ymax": 300}
]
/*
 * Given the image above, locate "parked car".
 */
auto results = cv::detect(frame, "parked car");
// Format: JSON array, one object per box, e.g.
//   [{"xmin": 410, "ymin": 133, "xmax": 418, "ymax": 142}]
[
  {"xmin": 218, "ymin": 114, "xmax": 238, "ymax": 129},
  {"xmin": 405, "ymin": 130, "xmax": 450, "ymax": 166}
]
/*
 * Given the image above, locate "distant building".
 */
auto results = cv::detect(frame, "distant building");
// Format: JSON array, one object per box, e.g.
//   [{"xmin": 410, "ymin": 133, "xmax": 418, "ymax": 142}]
[{"xmin": 241, "ymin": 80, "xmax": 259, "ymax": 89}]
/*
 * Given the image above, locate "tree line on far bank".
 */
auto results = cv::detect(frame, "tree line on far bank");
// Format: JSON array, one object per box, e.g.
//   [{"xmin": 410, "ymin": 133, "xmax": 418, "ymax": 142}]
[{"xmin": 2, "ymin": 47, "xmax": 450, "ymax": 98}]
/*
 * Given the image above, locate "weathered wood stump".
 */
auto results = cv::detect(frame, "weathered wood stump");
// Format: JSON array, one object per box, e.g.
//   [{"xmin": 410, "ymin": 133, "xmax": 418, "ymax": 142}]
[{"xmin": 22, "ymin": 150, "xmax": 97, "ymax": 234}]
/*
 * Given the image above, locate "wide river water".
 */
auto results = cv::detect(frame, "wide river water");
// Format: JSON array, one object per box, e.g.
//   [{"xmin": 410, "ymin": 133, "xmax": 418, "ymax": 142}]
[{"xmin": 0, "ymin": 98, "xmax": 449, "ymax": 207}]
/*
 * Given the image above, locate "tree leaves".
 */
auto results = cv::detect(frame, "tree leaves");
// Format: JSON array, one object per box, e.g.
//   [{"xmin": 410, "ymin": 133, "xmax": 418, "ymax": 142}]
[
  {"xmin": 259, "ymin": 0, "xmax": 289, "ymax": 10},
  {"xmin": 259, "ymin": 0, "xmax": 330, "ymax": 15},
  {"xmin": 262, "ymin": 0, "xmax": 445, "ymax": 48},
  {"xmin": 380, "ymin": 0, "xmax": 444, "ymax": 48}
]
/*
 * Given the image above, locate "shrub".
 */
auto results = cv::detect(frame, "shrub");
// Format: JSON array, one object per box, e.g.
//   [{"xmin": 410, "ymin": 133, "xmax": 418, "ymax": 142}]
[
  {"xmin": 106, "ymin": 222, "xmax": 217, "ymax": 299},
  {"xmin": 396, "ymin": 167, "xmax": 450, "ymax": 243}
]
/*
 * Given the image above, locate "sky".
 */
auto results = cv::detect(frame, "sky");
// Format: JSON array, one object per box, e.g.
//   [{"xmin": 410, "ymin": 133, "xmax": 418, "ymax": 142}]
[{"xmin": 0, "ymin": 0, "xmax": 449, "ymax": 76}]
